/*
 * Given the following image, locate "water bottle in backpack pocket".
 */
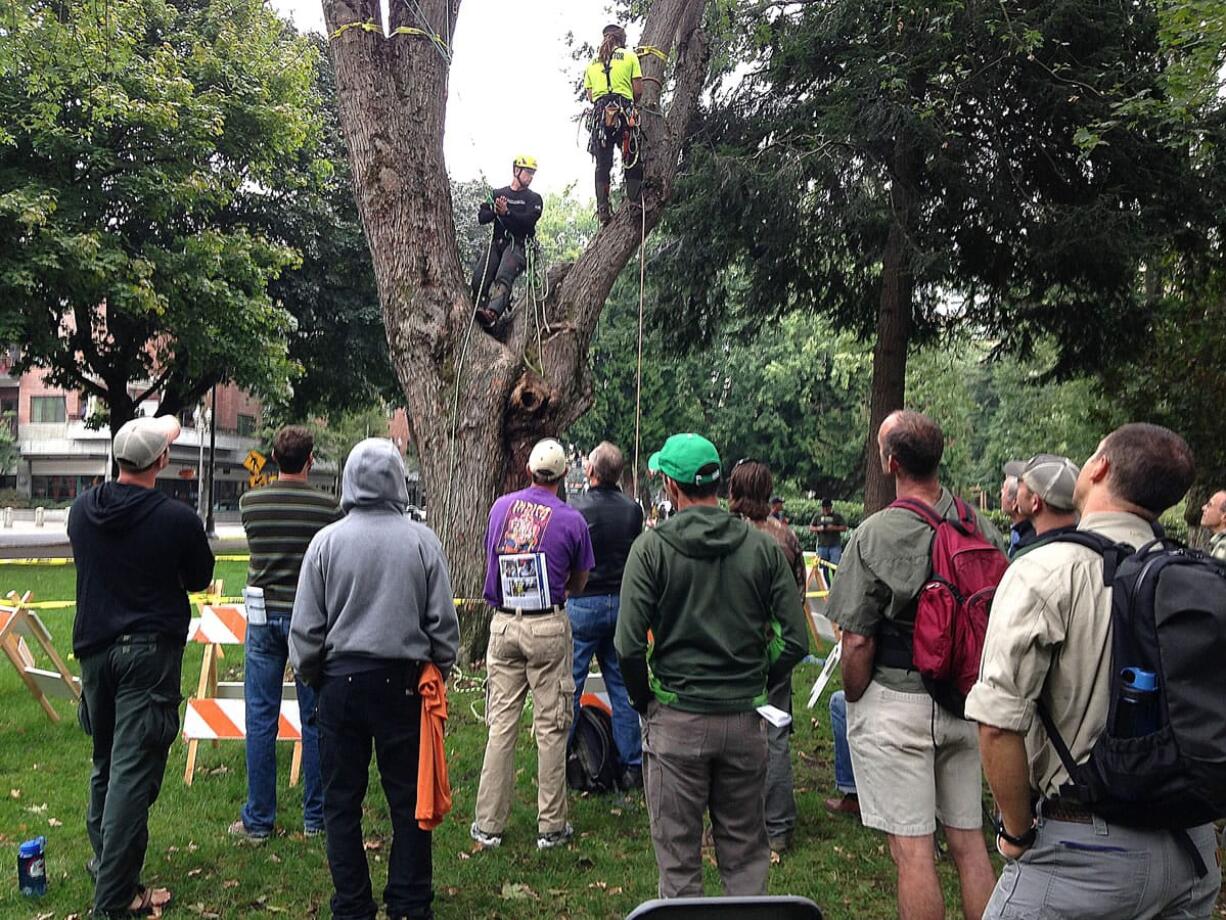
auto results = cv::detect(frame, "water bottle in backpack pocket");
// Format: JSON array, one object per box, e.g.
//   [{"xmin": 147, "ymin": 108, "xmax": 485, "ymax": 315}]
[{"xmin": 1114, "ymin": 667, "xmax": 1159, "ymax": 738}]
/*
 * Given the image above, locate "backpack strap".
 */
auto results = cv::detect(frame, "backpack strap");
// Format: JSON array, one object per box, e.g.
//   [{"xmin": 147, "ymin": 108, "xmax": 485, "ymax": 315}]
[
  {"xmin": 1035, "ymin": 700, "xmax": 1083, "ymax": 787},
  {"xmin": 889, "ymin": 497, "xmax": 944, "ymax": 530},
  {"xmin": 1042, "ymin": 530, "xmax": 1131, "ymax": 587}
]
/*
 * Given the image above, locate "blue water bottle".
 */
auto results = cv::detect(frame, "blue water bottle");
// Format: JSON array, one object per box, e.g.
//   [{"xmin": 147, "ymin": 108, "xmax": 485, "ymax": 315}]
[
  {"xmin": 17, "ymin": 836, "xmax": 47, "ymax": 897},
  {"xmin": 1117, "ymin": 667, "xmax": 1159, "ymax": 737}
]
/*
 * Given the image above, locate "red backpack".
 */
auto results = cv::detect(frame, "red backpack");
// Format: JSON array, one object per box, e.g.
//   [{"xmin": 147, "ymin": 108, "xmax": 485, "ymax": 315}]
[{"xmin": 883, "ymin": 496, "xmax": 1009, "ymax": 717}]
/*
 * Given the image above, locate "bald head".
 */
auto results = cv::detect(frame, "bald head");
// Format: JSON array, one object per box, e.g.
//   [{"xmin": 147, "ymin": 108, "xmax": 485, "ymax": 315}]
[
  {"xmin": 1201, "ymin": 490, "xmax": 1226, "ymax": 533},
  {"xmin": 878, "ymin": 410, "xmax": 944, "ymax": 481}
]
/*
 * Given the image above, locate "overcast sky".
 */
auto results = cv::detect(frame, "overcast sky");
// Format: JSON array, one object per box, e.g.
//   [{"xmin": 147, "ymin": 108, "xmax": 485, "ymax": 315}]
[{"xmin": 269, "ymin": 0, "xmax": 627, "ymax": 198}]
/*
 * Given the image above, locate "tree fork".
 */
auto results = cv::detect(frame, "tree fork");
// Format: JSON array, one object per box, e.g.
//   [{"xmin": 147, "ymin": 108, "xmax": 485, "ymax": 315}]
[{"xmin": 323, "ymin": 0, "xmax": 712, "ymax": 662}]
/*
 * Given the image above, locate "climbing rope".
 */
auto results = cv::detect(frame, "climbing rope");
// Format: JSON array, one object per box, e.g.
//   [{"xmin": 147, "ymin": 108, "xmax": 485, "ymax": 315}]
[
  {"xmin": 632, "ymin": 186, "xmax": 647, "ymax": 503},
  {"xmin": 441, "ymin": 222, "xmax": 500, "ymax": 548}
]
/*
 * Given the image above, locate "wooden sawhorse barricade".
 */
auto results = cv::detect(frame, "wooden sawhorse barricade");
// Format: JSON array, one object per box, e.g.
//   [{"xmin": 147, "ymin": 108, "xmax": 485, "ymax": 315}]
[
  {"xmin": 182, "ymin": 602, "xmax": 303, "ymax": 786},
  {"xmin": 0, "ymin": 591, "xmax": 80, "ymax": 721}
]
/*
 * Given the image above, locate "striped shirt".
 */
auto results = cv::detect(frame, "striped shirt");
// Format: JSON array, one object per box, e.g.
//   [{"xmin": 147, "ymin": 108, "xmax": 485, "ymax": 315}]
[{"xmin": 240, "ymin": 481, "xmax": 342, "ymax": 617}]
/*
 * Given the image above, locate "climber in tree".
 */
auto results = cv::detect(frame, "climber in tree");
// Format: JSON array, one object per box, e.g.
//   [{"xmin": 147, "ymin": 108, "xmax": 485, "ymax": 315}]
[
  {"xmin": 585, "ymin": 24, "xmax": 643, "ymax": 225},
  {"xmin": 473, "ymin": 155, "xmax": 543, "ymax": 330}
]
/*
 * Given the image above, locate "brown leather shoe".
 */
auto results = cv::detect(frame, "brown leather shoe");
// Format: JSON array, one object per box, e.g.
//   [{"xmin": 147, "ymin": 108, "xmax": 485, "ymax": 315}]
[
  {"xmin": 824, "ymin": 794, "xmax": 860, "ymax": 817},
  {"xmin": 475, "ymin": 308, "xmax": 497, "ymax": 329}
]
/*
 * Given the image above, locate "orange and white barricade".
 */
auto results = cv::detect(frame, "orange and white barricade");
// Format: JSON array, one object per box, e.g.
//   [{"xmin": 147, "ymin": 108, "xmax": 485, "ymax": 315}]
[
  {"xmin": 0, "ymin": 591, "xmax": 80, "ymax": 722},
  {"xmin": 183, "ymin": 601, "xmax": 303, "ymax": 786}
]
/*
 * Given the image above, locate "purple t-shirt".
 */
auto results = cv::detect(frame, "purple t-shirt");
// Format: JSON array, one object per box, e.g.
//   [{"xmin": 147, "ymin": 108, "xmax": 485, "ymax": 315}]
[{"xmin": 482, "ymin": 486, "xmax": 595, "ymax": 607}]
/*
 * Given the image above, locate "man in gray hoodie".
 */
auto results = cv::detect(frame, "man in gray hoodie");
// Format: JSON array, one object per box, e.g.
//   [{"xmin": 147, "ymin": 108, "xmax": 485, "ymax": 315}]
[{"xmin": 290, "ymin": 438, "xmax": 459, "ymax": 920}]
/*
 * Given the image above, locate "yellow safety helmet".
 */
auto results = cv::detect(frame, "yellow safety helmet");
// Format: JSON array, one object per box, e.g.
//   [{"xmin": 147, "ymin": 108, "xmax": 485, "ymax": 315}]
[{"xmin": 513, "ymin": 154, "xmax": 538, "ymax": 171}]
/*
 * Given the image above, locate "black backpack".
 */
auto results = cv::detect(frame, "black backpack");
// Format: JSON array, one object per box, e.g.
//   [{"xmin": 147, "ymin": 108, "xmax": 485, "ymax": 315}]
[
  {"xmin": 1036, "ymin": 533, "xmax": 1226, "ymax": 872},
  {"xmin": 566, "ymin": 703, "xmax": 618, "ymax": 794}
]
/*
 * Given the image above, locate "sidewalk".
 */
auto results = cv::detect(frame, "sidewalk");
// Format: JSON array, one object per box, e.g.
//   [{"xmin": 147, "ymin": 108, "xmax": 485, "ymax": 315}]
[{"xmin": 0, "ymin": 519, "xmax": 247, "ymax": 557}]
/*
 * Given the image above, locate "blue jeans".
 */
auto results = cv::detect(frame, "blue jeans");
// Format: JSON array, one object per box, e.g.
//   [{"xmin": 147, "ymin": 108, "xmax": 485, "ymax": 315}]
[
  {"xmin": 567, "ymin": 594, "xmax": 642, "ymax": 768},
  {"xmin": 829, "ymin": 690, "xmax": 856, "ymax": 794},
  {"xmin": 817, "ymin": 544, "xmax": 842, "ymax": 578},
  {"xmin": 241, "ymin": 617, "xmax": 323, "ymax": 833}
]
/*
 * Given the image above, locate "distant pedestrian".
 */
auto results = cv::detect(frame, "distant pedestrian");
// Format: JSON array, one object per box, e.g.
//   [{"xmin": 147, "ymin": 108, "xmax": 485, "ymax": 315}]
[
  {"xmin": 70, "ymin": 416, "xmax": 215, "ymax": 919},
  {"xmin": 769, "ymin": 495, "xmax": 787, "ymax": 523},
  {"xmin": 569, "ymin": 441, "xmax": 645, "ymax": 789},
  {"xmin": 808, "ymin": 497, "xmax": 847, "ymax": 573},
  {"xmin": 290, "ymin": 438, "xmax": 459, "ymax": 920},
  {"xmin": 728, "ymin": 459, "xmax": 806, "ymax": 853},
  {"xmin": 617, "ymin": 434, "xmax": 808, "ymax": 896},
  {"xmin": 1200, "ymin": 489, "xmax": 1226, "ymax": 561},
  {"xmin": 471, "ymin": 438, "xmax": 594, "ymax": 850},
  {"xmin": 230, "ymin": 425, "xmax": 341, "ymax": 843}
]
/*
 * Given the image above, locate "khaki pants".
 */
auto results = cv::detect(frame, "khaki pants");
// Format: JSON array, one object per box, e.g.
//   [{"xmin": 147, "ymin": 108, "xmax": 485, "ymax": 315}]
[
  {"xmin": 473, "ymin": 609, "xmax": 575, "ymax": 835},
  {"xmin": 642, "ymin": 702, "xmax": 770, "ymax": 898}
]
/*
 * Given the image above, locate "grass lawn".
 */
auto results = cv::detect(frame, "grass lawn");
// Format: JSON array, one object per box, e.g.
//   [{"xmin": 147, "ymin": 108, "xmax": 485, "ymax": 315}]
[{"xmin": 0, "ymin": 561, "xmax": 996, "ymax": 920}]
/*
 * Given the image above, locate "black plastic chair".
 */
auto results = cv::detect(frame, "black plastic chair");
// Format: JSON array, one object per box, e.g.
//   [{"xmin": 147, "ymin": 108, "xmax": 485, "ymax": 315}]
[{"xmin": 625, "ymin": 895, "xmax": 823, "ymax": 920}]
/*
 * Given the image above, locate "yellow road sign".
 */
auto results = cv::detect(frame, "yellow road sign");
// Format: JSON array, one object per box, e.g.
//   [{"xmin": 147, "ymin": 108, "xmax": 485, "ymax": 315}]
[{"xmin": 243, "ymin": 450, "xmax": 266, "ymax": 475}]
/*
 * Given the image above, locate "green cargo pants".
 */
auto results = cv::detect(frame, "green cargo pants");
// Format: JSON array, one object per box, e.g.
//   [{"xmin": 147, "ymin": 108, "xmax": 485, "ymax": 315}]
[{"xmin": 78, "ymin": 633, "xmax": 183, "ymax": 918}]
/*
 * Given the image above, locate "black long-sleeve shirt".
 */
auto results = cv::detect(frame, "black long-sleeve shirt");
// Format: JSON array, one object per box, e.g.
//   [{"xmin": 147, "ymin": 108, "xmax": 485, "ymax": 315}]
[
  {"xmin": 478, "ymin": 185, "xmax": 543, "ymax": 242},
  {"xmin": 69, "ymin": 482, "xmax": 215, "ymax": 656}
]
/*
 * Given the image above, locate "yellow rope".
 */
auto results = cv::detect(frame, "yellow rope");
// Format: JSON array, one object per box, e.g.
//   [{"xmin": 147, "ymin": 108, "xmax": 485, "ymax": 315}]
[{"xmin": 636, "ymin": 44, "xmax": 669, "ymax": 62}]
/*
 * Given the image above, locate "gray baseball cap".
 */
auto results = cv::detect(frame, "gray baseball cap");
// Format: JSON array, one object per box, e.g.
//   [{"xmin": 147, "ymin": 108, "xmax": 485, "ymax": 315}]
[
  {"xmin": 1020, "ymin": 454, "xmax": 1080, "ymax": 511},
  {"xmin": 1002, "ymin": 459, "xmax": 1026, "ymax": 479},
  {"xmin": 113, "ymin": 416, "xmax": 181, "ymax": 469}
]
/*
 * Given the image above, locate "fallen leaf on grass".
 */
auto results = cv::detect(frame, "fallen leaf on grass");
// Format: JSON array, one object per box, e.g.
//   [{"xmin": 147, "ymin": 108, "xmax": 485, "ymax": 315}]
[
  {"xmin": 48, "ymin": 817, "xmax": 63, "ymax": 827},
  {"xmin": 362, "ymin": 838, "xmax": 383, "ymax": 851},
  {"xmin": 444, "ymin": 887, "xmax": 460, "ymax": 897},
  {"xmin": 770, "ymin": 850, "xmax": 782, "ymax": 865},
  {"xmin": 25, "ymin": 802, "xmax": 47, "ymax": 814},
  {"xmin": 34, "ymin": 912, "xmax": 54, "ymax": 920},
  {"xmin": 501, "ymin": 882, "xmax": 538, "ymax": 900},
  {"xmin": 10, "ymin": 789, "xmax": 20, "ymax": 799},
  {"xmin": 187, "ymin": 903, "xmax": 220, "ymax": 919},
  {"xmin": 268, "ymin": 853, "xmax": 282, "ymax": 864},
  {"xmin": 458, "ymin": 851, "xmax": 471, "ymax": 861},
  {"xmin": 222, "ymin": 879, "xmax": 239, "ymax": 889},
  {"xmin": 188, "ymin": 868, "xmax": 203, "ymax": 878},
  {"xmin": 609, "ymin": 808, "xmax": 623, "ymax": 816},
  {"xmin": 608, "ymin": 886, "xmax": 624, "ymax": 895}
]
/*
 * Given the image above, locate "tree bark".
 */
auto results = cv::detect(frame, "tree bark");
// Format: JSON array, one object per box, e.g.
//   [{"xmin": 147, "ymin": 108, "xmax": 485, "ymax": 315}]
[
  {"xmin": 863, "ymin": 138, "xmax": 919, "ymax": 515},
  {"xmin": 323, "ymin": 0, "xmax": 712, "ymax": 662}
]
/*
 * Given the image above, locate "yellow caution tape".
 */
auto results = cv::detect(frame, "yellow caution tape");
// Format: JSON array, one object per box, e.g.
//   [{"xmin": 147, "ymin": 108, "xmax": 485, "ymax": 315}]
[
  {"xmin": 330, "ymin": 19, "xmax": 383, "ymax": 39},
  {"xmin": 0, "ymin": 557, "xmax": 73, "ymax": 566},
  {"xmin": 636, "ymin": 44, "xmax": 669, "ymax": 62},
  {"xmin": 330, "ymin": 20, "xmax": 450, "ymax": 55}
]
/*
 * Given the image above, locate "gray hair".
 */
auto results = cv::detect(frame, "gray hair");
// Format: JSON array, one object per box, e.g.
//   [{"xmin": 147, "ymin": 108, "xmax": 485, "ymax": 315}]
[
  {"xmin": 1002, "ymin": 475, "xmax": 1019, "ymax": 503},
  {"xmin": 587, "ymin": 441, "xmax": 625, "ymax": 486}
]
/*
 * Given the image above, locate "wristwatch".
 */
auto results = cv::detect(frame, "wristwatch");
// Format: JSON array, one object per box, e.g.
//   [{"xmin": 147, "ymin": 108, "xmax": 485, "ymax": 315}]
[{"xmin": 994, "ymin": 817, "xmax": 1037, "ymax": 848}]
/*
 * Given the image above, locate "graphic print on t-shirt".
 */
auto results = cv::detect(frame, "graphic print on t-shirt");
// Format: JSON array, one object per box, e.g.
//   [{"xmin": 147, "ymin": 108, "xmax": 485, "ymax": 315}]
[
  {"xmin": 497, "ymin": 499, "xmax": 554, "ymax": 554},
  {"xmin": 496, "ymin": 499, "xmax": 555, "ymax": 605}
]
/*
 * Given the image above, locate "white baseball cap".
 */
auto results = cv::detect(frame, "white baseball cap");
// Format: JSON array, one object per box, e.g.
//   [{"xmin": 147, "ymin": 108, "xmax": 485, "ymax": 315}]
[
  {"xmin": 113, "ymin": 416, "xmax": 181, "ymax": 469},
  {"xmin": 528, "ymin": 438, "xmax": 568, "ymax": 480}
]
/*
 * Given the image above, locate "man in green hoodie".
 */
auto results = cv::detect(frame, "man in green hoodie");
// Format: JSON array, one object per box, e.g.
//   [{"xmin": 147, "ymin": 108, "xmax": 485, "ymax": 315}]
[{"xmin": 615, "ymin": 433, "xmax": 809, "ymax": 897}]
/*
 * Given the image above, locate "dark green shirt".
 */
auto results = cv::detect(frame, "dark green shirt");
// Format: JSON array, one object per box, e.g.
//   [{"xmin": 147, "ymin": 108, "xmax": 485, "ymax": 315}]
[{"xmin": 240, "ymin": 480, "xmax": 342, "ymax": 617}]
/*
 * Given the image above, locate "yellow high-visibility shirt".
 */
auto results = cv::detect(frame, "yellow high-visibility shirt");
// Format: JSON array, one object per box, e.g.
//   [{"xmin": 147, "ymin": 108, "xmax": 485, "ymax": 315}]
[{"xmin": 584, "ymin": 47, "xmax": 642, "ymax": 102}]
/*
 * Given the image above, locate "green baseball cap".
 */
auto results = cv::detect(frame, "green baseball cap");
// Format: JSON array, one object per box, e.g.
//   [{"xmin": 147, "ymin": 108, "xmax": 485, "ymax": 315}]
[{"xmin": 648, "ymin": 433, "xmax": 722, "ymax": 486}]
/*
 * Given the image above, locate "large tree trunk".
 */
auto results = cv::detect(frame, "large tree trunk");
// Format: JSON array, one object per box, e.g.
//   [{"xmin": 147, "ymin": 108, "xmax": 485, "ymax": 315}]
[
  {"xmin": 324, "ymin": 0, "xmax": 712, "ymax": 662},
  {"xmin": 863, "ymin": 139, "xmax": 919, "ymax": 515}
]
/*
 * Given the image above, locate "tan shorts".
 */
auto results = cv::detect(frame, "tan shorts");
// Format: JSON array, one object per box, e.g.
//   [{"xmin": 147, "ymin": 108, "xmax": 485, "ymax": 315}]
[{"xmin": 845, "ymin": 680, "xmax": 983, "ymax": 836}]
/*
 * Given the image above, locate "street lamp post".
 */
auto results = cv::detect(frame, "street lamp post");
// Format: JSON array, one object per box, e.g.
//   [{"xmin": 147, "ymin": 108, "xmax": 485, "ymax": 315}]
[
  {"xmin": 205, "ymin": 386, "xmax": 217, "ymax": 537},
  {"xmin": 194, "ymin": 403, "xmax": 209, "ymax": 520}
]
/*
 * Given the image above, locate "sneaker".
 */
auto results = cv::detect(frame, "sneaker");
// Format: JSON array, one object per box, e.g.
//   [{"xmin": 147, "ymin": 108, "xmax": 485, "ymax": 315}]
[
  {"xmin": 227, "ymin": 819, "xmax": 270, "ymax": 844},
  {"xmin": 469, "ymin": 821, "xmax": 502, "ymax": 849},
  {"xmin": 536, "ymin": 823, "xmax": 574, "ymax": 850},
  {"xmin": 304, "ymin": 826, "xmax": 325, "ymax": 838},
  {"xmin": 823, "ymin": 793, "xmax": 861, "ymax": 817}
]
